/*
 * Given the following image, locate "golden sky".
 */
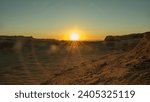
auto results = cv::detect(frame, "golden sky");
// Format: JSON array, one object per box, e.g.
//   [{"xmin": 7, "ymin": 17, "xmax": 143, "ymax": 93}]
[{"xmin": 0, "ymin": 0, "xmax": 150, "ymax": 40}]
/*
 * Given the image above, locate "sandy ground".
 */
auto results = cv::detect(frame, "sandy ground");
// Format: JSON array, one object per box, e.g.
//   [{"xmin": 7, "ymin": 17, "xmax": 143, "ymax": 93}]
[
  {"xmin": 0, "ymin": 32, "xmax": 150, "ymax": 85},
  {"xmin": 0, "ymin": 40, "xmax": 107, "ymax": 84}
]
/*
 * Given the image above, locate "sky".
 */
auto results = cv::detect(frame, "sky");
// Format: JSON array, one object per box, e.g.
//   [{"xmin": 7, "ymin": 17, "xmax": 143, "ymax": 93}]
[{"xmin": 0, "ymin": 0, "xmax": 150, "ymax": 40}]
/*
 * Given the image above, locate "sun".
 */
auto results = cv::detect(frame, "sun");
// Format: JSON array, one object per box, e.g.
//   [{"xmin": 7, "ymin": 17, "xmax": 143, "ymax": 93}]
[{"xmin": 70, "ymin": 32, "xmax": 80, "ymax": 41}]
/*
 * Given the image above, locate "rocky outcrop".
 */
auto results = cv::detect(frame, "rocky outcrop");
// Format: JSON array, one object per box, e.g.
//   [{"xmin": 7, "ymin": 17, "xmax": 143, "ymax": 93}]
[
  {"xmin": 103, "ymin": 32, "xmax": 148, "ymax": 51},
  {"xmin": 98, "ymin": 32, "xmax": 150, "ymax": 84},
  {"xmin": 129, "ymin": 32, "xmax": 150, "ymax": 58},
  {"xmin": 105, "ymin": 33, "xmax": 143, "ymax": 41}
]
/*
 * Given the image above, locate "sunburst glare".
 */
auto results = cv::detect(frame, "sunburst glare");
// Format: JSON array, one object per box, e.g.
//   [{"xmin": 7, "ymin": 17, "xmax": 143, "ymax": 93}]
[{"xmin": 70, "ymin": 32, "xmax": 80, "ymax": 41}]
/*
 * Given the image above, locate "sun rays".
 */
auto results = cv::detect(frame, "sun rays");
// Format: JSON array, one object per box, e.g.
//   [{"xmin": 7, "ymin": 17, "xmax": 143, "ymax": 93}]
[{"xmin": 70, "ymin": 32, "xmax": 80, "ymax": 41}]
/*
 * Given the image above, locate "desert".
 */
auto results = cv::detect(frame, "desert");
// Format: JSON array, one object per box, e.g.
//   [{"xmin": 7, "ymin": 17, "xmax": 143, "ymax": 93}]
[{"xmin": 0, "ymin": 32, "xmax": 149, "ymax": 85}]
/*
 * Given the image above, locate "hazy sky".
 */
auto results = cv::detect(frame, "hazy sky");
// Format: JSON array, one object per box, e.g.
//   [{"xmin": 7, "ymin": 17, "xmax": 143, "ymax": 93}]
[{"xmin": 0, "ymin": 0, "xmax": 150, "ymax": 40}]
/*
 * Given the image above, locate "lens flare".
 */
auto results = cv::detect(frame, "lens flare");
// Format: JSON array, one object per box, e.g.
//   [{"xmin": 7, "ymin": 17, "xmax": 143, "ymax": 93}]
[{"xmin": 70, "ymin": 32, "xmax": 80, "ymax": 41}]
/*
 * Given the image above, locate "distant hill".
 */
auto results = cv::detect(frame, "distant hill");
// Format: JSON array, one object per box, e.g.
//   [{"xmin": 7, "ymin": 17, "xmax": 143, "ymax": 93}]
[
  {"xmin": 103, "ymin": 32, "xmax": 150, "ymax": 51},
  {"xmin": 105, "ymin": 33, "xmax": 144, "ymax": 41},
  {"xmin": 0, "ymin": 36, "xmax": 59, "ymax": 52}
]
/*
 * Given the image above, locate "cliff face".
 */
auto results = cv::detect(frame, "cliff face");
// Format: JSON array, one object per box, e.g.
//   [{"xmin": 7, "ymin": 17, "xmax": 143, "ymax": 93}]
[
  {"xmin": 104, "ymin": 33, "xmax": 143, "ymax": 41},
  {"xmin": 103, "ymin": 33, "xmax": 144, "ymax": 51}
]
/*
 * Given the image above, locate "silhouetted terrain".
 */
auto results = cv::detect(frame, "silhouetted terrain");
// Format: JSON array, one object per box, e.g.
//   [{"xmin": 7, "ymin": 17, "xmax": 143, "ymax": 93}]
[{"xmin": 0, "ymin": 32, "xmax": 150, "ymax": 84}]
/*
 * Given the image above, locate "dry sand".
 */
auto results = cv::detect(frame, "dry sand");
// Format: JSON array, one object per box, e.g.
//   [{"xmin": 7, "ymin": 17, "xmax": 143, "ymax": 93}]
[{"xmin": 0, "ymin": 32, "xmax": 150, "ymax": 85}]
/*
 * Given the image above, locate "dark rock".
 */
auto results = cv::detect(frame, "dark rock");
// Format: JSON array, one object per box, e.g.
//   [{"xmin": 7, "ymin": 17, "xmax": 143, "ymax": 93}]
[{"xmin": 105, "ymin": 33, "xmax": 143, "ymax": 41}]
